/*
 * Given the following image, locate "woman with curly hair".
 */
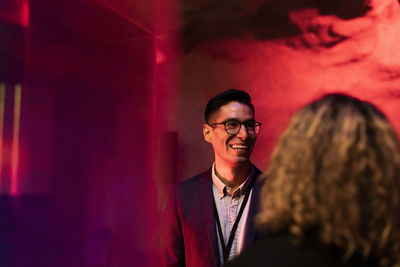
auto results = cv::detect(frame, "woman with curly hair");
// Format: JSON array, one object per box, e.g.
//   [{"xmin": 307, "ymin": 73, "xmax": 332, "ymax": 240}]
[{"xmin": 226, "ymin": 93, "xmax": 400, "ymax": 267}]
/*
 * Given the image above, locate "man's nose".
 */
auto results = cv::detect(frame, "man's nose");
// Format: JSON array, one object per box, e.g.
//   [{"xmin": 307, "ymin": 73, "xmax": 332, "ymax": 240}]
[{"xmin": 236, "ymin": 124, "xmax": 249, "ymax": 139}]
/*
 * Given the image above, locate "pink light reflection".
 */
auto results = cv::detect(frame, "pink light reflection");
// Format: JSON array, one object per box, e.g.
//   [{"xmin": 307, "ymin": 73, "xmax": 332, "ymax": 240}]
[
  {"xmin": 0, "ymin": 84, "xmax": 5, "ymax": 192},
  {"xmin": 10, "ymin": 84, "xmax": 22, "ymax": 195},
  {"xmin": 21, "ymin": 0, "xmax": 30, "ymax": 27},
  {"xmin": 156, "ymin": 49, "xmax": 166, "ymax": 64}
]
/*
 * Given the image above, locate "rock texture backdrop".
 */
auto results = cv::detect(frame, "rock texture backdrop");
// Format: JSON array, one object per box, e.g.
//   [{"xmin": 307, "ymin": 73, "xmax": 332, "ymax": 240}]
[{"xmin": 175, "ymin": 0, "xmax": 400, "ymax": 178}]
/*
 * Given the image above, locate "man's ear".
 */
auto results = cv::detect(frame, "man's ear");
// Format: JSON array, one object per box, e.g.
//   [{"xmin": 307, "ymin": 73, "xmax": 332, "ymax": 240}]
[{"xmin": 203, "ymin": 124, "xmax": 212, "ymax": 143}]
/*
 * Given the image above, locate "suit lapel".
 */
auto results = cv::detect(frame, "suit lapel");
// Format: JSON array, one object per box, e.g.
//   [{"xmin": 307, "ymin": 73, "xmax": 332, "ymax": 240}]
[
  {"xmin": 198, "ymin": 169, "xmax": 220, "ymax": 267},
  {"xmin": 244, "ymin": 168, "xmax": 263, "ymax": 248}
]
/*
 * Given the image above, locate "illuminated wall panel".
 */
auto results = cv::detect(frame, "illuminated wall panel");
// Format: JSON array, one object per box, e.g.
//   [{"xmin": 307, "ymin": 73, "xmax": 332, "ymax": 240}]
[{"xmin": 0, "ymin": 84, "xmax": 22, "ymax": 195}]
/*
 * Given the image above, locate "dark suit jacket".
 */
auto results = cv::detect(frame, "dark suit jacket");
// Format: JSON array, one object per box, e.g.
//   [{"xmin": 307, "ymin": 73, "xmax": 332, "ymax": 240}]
[
  {"xmin": 159, "ymin": 166, "xmax": 265, "ymax": 267},
  {"xmin": 224, "ymin": 232, "xmax": 378, "ymax": 267}
]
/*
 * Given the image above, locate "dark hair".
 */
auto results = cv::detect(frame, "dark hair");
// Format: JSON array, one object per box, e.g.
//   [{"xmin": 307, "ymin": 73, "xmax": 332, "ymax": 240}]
[
  {"xmin": 257, "ymin": 93, "xmax": 400, "ymax": 266},
  {"xmin": 204, "ymin": 89, "xmax": 255, "ymax": 123}
]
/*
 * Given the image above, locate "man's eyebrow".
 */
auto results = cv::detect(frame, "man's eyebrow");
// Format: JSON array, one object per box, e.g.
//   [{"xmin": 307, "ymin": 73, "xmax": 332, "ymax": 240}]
[
  {"xmin": 223, "ymin": 118, "xmax": 255, "ymax": 122},
  {"xmin": 223, "ymin": 118, "xmax": 239, "ymax": 121}
]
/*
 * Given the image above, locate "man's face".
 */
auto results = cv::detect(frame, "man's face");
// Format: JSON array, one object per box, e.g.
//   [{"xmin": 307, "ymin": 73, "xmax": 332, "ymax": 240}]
[{"xmin": 203, "ymin": 101, "xmax": 257, "ymax": 167}]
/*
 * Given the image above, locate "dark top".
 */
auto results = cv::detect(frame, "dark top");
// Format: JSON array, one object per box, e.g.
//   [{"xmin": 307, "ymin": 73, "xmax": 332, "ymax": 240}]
[{"xmin": 224, "ymin": 232, "xmax": 378, "ymax": 267}]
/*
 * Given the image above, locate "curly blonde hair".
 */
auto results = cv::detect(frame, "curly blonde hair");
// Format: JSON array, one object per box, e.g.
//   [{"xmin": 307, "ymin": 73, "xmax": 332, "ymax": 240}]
[{"xmin": 256, "ymin": 93, "xmax": 400, "ymax": 266}]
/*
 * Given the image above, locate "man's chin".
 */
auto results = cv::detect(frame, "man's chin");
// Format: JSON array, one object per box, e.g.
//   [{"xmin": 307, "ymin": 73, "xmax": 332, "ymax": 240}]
[{"xmin": 232, "ymin": 156, "xmax": 251, "ymax": 165}]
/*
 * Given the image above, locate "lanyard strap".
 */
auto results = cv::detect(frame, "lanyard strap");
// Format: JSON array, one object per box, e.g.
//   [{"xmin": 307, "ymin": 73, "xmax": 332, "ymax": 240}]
[{"xmin": 212, "ymin": 178, "xmax": 255, "ymax": 263}]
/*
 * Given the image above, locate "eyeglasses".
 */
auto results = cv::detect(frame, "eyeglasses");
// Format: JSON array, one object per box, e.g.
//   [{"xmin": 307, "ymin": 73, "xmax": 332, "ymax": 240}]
[{"xmin": 208, "ymin": 119, "xmax": 262, "ymax": 135}]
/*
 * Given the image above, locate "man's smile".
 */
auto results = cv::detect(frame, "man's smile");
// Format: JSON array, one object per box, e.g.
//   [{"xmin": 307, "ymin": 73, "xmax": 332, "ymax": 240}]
[{"xmin": 229, "ymin": 144, "xmax": 249, "ymax": 151}]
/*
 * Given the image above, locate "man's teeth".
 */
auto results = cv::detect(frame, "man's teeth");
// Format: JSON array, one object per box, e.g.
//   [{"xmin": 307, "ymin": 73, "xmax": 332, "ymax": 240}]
[{"xmin": 230, "ymin": 145, "xmax": 247, "ymax": 149}]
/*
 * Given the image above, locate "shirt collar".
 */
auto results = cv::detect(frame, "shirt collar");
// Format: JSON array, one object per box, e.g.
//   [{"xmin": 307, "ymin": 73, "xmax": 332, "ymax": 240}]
[{"xmin": 211, "ymin": 163, "xmax": 255, "ymax": 199}]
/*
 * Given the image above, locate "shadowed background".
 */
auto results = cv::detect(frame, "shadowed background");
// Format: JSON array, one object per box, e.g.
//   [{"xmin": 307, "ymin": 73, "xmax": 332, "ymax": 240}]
[{"xmin": 1, "ymin": 0, "xmax": 400, "ymax": 266}]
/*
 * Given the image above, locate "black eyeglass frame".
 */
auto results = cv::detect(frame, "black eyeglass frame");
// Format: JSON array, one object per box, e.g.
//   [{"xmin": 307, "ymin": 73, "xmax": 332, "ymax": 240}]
[{"xmin": 208, "ymin": 119, "xmax": 262, "ymax": 135}]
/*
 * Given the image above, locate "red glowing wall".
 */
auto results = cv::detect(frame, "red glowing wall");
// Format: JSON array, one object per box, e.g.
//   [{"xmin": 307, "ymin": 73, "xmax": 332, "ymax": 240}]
[{"xmin": 176, "ymin": 0, "xmax": 400, "ymax": 179}]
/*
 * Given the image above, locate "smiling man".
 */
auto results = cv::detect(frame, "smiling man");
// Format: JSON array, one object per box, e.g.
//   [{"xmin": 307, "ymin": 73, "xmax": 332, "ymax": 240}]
[{"xmin": 159, "ymin": 89, "xmax": 265, "ymax": 267}]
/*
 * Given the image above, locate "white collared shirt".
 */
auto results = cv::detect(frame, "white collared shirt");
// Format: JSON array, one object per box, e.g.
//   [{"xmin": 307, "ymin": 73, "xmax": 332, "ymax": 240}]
[{"xmin": 211, "ymin": 163, "xmax": 254, "ymax": 265}]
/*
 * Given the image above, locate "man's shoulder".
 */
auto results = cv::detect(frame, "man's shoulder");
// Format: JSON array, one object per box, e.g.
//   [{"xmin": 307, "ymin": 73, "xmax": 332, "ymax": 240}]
[
  {"xmin": 253, "ymin": 166, "xmax": 265, "ymax": 181},
  {"xmin": 253, "ymin": 165, "xmax": 263, "ymax": 177},
  {"xmin": 175, "ymin": 168, "xmax": 212, "ymax": 190},
  {"xmin": 170, "ymin": 169, "xmax": 212, "ymax": 203}
]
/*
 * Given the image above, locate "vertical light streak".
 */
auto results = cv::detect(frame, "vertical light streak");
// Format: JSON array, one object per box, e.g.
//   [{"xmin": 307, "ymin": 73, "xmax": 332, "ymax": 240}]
[
  {"xmin": 11, "ymin": 84, "xmax": 22, "ymax": 195},
  {"xmin": 0, "ymin": 83, "xmax": 5, "ymax": 192},
  {"xmin": 21, "ymin": 0, "xmax": 30, "ymax": 27},
  {"xmin": 23, "ymin": 0, "xmax": 30, "ymax": 83}
]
